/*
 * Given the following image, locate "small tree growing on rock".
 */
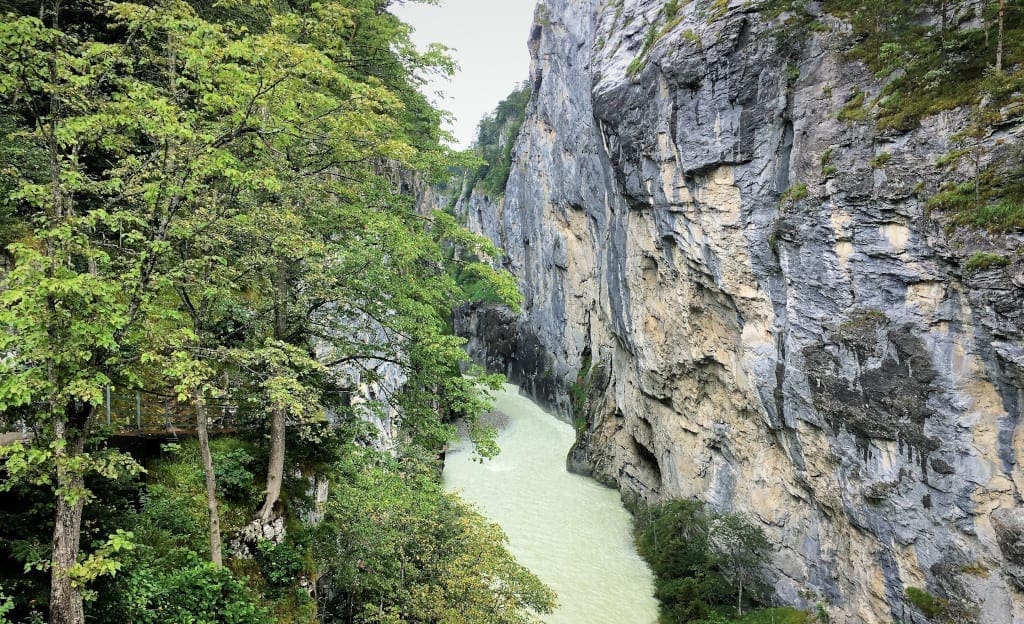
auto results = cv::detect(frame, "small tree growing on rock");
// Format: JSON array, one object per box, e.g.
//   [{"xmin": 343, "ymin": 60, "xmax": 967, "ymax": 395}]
[{"xmin": 710, "ymin": 512, "xmax": 773, "ymax": 616}]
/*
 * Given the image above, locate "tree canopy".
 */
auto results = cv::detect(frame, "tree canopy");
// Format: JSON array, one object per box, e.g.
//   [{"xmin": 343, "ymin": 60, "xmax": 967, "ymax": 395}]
[{"xmin": 0, "ymin": 1, "xmax": 533, "ymax": 622}]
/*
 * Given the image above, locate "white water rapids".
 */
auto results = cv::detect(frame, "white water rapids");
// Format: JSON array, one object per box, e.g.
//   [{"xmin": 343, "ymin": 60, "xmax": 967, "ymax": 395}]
[{"xmin": 443, "ymin": 384, "xmax": 659, "ymax": 624}]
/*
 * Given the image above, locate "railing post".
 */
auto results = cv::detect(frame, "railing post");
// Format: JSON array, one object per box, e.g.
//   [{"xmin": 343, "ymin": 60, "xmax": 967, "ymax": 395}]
[
  {"xmin": 136, "ymin": 391, "xmax": 142, "ymax": 431},
  {"xmin": 105, "ymin": 385, "xmax": 111, "ymax": 425}
]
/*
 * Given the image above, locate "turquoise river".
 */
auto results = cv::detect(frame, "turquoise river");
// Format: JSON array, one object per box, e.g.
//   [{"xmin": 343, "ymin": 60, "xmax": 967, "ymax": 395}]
[{"xmin": 443, "ymin": 384, "xmax": 660, "ymax": 623}]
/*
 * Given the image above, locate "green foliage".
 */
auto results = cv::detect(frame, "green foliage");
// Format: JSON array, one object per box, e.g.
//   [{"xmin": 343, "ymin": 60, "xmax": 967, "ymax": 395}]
[
  {"xmin": 0, "ymin": 1, "xmax": 520, "ymax": 624},
  {"xmin": 570, "ymin": 356, "xmax": 593, "ymax": 432},
  {"xmin": 22, "ymin": 428, "xmax": 549, "ymax": 624},
  {"xmin": 70, "ymin": 529, "xmax": 136, "ymax": 600},
  {"xmin": 0, "ymin": 113, "xmax": 44, "ymax": 252},
  {"xmin": 111, "ymin": 552, "xmax": 272, "ymax": 624},
  {"xmin": 0, "ymin": 441, "xmax": 274, "ymax": 623},
  {"xmin": 0, "ymin": 2, "xmax": 527, "ymax": 620},
  {"xmin": 625, "ymin": 0, "xmax": 703, "ymax": 80},
  {"xmin": 463, "ymin": 83, "xmax": 533, "ymax": 198},
  {"xmin": 536, "ymin": 3, "xmax": 552, "ymax": 27},
  {"xmin": 442, "ymin": 217, "xmax": 524, "ymax": 310},
  {"xmin": 820, "ymin": 148, "xmax": 837, "ymax": 178},
  {"xmin": 254, "ymin": 539, "xmax": 307, "ymax": 596},
  {"xmin": 134, "ymin": 442, "xmax": 242, "ymax": 550},
  {"xmin": 820, "ymin": 149, "xmax": 835, "ymax": 165},
  {"xmin": 212, "ymin": 442, "xmax": 259, "ymax": 503},
  {"xmin": 634, "ymin": 500, "xmax": 774, "ymax": 623},
  {"xmin": 457, "ymin": 264, "xmax": 523, "ymax": 307},
  {"xmin": 906, "ymin": 587, "xmax": 946, "ymax": 619},
  {"xmin": 658, "ymin": 0, "xmax": 689, "ymax": 41},
  {"xmin": 695, "ymin": 607, "xmax": 812, "ymax": 624},
  {"xmin": 767, "ymin": 0, "xmax": 1024, "ymax": 131},
  {"xmin": 837, "ymin": 90, "xmax": 868, "ymax": 122},
  {"xmin": 927, "ymin": 158, "xmax": 1024, "ymax": 232},
  {"xmin": 0, "ymin": 590, "xmax": 12, "ymax": 624},
  {"xmin": 628, "ymin": 22, "xmax": 661, "ymax": 78},
  {"xmin": 779, "ymin": 183, "xmax": 809, "ymax": 206},
  {"xmin": 314, "ymin": 445, "xmax": 556, "ymax": 624},
  {"xmin": 964, "ymin": 252, "xmax": 1012, "ymax": 272},
  {"xmin": 627, "ymin": 54, "xmax": 647, "ymax": 78},
  {"xmin": 870, "ymin": 152, "xmax": 892, "ymax": 168}
]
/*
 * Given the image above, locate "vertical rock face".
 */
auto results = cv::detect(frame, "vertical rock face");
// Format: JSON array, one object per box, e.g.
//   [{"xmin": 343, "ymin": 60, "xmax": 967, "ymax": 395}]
[{"xmin": 453, "ymin": 0, "xmax": 1024, "ymax": 622}]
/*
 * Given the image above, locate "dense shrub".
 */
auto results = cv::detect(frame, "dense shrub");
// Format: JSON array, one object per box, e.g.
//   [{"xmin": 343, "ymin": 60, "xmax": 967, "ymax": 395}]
[
  {"xmin": 634, "ymin": 499, "xmax": 781, "ymax": 623},
  {"xmin": 212, "ymin": 441, "xmax": 259, "ymax": 503},
  {"xmin": 314, "ymin": 446, "xmax": 555, "ymax": 624}
]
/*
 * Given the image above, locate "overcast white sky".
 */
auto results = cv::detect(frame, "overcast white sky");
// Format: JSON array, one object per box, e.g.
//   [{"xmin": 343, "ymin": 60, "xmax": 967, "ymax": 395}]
[{"xmin": 392, "ymin": 0, "xmax": 537, "ymax": 149}]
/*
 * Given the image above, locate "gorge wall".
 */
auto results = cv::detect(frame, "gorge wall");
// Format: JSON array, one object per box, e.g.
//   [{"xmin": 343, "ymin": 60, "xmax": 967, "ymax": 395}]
[{"xmin": 450, "ymin": 0, "xmax": 1024, "ymax": 622}]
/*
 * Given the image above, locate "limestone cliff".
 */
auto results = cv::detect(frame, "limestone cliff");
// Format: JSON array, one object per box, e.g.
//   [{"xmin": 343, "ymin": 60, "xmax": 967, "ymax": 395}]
[{"xmin": 452, "ymin": 1, "xmax": 1024, "ymax": 622}]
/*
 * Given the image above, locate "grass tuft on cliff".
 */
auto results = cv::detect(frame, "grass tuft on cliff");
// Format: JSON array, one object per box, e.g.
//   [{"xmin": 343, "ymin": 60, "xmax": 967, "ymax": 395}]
[
  {"xmin": 964, "ymin": 251, "xmax": 1013, "ymax": 272},
  {"xmin": 926, "ymin": 160, "xmax": 1024, "ymax": 232}
]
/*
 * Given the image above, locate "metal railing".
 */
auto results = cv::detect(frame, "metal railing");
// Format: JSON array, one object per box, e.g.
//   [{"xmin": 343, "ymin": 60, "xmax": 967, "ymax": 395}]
[{"xmin": 2, "ymin": 387, "xmax": 245, "ymax": 441}]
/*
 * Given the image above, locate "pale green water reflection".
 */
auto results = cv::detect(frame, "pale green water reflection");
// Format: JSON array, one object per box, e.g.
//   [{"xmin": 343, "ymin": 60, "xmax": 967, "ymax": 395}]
[{"xmin": 443, "ymin": 384, "xmax": 659, "ymax": 624}]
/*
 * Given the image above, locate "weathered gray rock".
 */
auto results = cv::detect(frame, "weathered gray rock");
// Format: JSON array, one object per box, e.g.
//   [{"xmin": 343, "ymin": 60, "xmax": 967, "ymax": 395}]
[
  {"xmin": 994, "ymin": 508, "xmax": 1024, "ymax": 591},
  {"xmin": 451, "ymin": 1, "xmax": 1024, "ymax": 622},
  {"xmin": 230, "ymin": 516, "xmax": 286, "ymax": 557}
]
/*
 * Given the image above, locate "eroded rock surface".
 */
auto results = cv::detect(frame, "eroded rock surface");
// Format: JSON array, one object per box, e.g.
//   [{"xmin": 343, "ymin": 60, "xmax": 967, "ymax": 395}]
[{"xmin": 452, "ymin": 1, "xmax": 1024, "ymax": 621}]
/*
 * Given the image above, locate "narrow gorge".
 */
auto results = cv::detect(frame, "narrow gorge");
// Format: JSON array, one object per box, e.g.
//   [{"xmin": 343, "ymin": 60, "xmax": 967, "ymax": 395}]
[
  {"xmin": 443, "ymin": 1, "xmax": 1024, "ymax": 622},
  {"xmin": 443, "ymin": 384, "xmax": 660, "ymax": 624},
  {"xmin": 2, "ymin": 1, "xmax": 1023, "ymax": 622}
]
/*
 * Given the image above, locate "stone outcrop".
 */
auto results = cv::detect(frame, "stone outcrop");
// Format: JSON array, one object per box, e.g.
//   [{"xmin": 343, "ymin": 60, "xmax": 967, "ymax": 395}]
[{"xmin": 451, "ymin": 0, "xmax": 1024, "ymax": 622}]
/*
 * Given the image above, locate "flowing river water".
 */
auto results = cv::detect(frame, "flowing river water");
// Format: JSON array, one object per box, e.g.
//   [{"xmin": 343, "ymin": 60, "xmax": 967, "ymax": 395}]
[{"xmin": 443, "ymin": 384, "xmax": 660, "ymax": 624}]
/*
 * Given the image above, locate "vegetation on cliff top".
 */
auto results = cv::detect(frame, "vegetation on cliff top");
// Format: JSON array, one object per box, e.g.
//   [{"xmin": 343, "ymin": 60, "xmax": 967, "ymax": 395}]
[
  {"xmin": 0, "ymin": 1, "xmax": 539, "ymax": 622},
  {"xmin": 767, "ymin": 0, "xmax": 1024, "ymax": 231},
  {"xmin": 769, "ymin": 0, "xmax": 1024, "ymax": 128},
  {"xmin": 462, "ymin": 82, "xmax": 533, "ymax": 199}
]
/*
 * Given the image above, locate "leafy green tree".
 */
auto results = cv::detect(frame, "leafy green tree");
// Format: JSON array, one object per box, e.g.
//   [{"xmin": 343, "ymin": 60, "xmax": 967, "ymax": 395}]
[
  {"xmin": 0, "ymin": 8, "xmax": 157, "ymax": 620},
  {"xmin": 314, "ymin": 445, "xmax": 556, "ymax": 623},
  {"xmin": 1, "ymin": 3, "xmax": 523, "ymax": 622},
  {"xmin": 635, "ymin": 500, "xmax": 773, "ymax": 623},
  {"xmin": 710, "ymin": 513, "xmax": 772, "ymax": 616}
]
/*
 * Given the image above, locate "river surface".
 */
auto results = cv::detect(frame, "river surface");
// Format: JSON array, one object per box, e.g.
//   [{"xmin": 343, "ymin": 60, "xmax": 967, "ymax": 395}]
[{"xmin": 443, "ymin": 384, "xmax": 659, "ymax": 624}]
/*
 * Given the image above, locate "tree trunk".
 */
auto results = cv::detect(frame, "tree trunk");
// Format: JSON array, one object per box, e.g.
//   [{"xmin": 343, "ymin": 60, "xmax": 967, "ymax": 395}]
[
  {"xmin": 737, "ymin": 578, "xmax": 743, "ymax": 617},
  {"xmin": 997, "ymin": 0, "xmax": 1005, "ymax": 72},
  {"xmin": 940, "ymin": 0, "xmax": 947, "ymax": 40},
  {"xmin": 195, "ymin": 391, "xmax": 223, "ymax": 566},
  {"xmin": 50, "ymin": 419, "xmax": 86, "ymax": 624},
  {"xmin": 258, "ymin": 259, "xmax": 290, "ymax": 521},
  {"xmin": 258, "ymin": 407, "xmax": 286, "ymax": 521}
]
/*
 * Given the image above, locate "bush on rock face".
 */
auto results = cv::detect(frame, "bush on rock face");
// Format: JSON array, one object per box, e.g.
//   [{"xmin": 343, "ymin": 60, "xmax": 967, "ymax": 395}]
[{"xmin": 634, "ymin": 499, "xmax": 789, "ymax": 624}]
